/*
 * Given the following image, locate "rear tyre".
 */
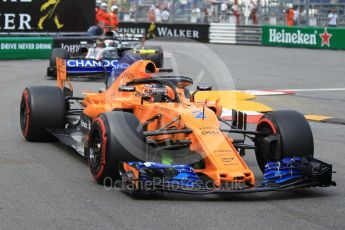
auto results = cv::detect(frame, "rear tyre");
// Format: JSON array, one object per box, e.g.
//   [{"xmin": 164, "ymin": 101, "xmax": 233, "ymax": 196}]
[
  {"xmin": 20, "ymin": 86, "xmax": 66, "ymax": 142},
  {"xmin": 48, "ymin": 48, "xmax": 69, "ymax": 78},
  {"xmin": 144, "ymin": 46, "xmax": 163, "ymax": 68},
  {"xmin": 255, "ymin": 110, "xmax": 314, "ymax": 171},
  {"xmin": 87, "ymin": 112, "xmax": 145, "ymax": 185}
]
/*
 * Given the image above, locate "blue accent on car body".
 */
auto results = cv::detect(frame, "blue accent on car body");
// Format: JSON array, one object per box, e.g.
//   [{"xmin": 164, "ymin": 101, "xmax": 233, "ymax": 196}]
[{"xmin": 192, "ymin": 111, "xmax": 207, "ymax": 119}]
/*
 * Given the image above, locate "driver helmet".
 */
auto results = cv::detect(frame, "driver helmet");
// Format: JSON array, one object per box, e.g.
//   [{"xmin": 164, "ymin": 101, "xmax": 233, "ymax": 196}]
[
  {"xmin": 142, "ymin": 84, "xmax": 168, "ymax": 102},
  {"xmin": 87, "ymin": 26, "xmax": 104, "ymax": 36}
]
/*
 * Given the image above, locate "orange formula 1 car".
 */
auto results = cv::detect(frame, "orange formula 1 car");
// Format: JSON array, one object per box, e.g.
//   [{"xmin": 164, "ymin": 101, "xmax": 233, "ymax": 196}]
[{"xmin": 20, "ymin": 59, "xmax": 335, "ymax": 195}]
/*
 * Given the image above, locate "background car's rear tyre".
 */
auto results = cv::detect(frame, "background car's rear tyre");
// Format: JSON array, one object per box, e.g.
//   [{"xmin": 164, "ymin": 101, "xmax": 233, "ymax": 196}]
[
  {"xmin": 48, "ymin": 48, "xmax": 69, "ymax": 78},
  {"xmin": 20, "ymin": 86, "xmax": 66, "ymax": 142},
  {"xmin": 255, "ymin": 110, "xmax": 314, "ymax": 171},
  {"xmin": 50, "ymin": 48, "xmax": 69, "ymax": 66},
  {"xmin": 87, "ymin": 112, "xmax": 145, "ymax": 185},
  {"xmin": 86, "ymin": 25, "xmax": 104, "ymax": 36},
  {"xmin": 144, "ymin": 46, "xmax": 163, "ymax": 68}
]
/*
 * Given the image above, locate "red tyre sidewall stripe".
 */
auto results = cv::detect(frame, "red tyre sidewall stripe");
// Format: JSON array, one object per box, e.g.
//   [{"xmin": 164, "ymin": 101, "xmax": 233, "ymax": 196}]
[
  {"xmin": 93, "ymin": 118, "xmax": 107, "ymax": 179},
  {"xmin": 258, "ymin": 118, "xmax": 277, "ymax": 134},
  {"xmin": 22, "ymin": 90, "xmax": 30, "ymax": 137}
]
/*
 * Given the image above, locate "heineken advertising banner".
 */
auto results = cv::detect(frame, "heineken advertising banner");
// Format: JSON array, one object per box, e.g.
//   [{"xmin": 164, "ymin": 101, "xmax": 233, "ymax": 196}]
[
  {"xmin": 0, "ymin": 0, "xmax": 94, "ymax": 32},
  {"xmin": 262, "ymin": 25, "xmax": 345, "ymax": 50},
  {"xmin": 118, "ymin": 22, "xmax": 210, "ymax": 43},
  {"xmin": 0, "ymin": 37, "xmax": 52, "ymax": 59}
]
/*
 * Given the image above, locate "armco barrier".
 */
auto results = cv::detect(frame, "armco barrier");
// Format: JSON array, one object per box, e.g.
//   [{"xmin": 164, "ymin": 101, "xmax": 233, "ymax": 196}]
[
  {"xmin": 0, "ymin": 37, "xmax": 53, "ymax": 60},
  {"xmin": 262, "ymin": 25, "xmax": 345, "ymax": 50},
  {"xmin": 209, "ymin": 23, "xmax": 236, "ymax": 44},
  {"xmin": 209, "ymin": 23, "xmax": 261, "ymax": 45},
  {"xmin": 236, "ymin": 25, "xmax": 262, "ymax": 45}
]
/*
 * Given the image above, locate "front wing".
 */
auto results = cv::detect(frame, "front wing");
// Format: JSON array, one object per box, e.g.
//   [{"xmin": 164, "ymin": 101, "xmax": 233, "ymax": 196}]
[{"xmin": 119, "ymin": 158, "xmax": 335, "ymax": 195}]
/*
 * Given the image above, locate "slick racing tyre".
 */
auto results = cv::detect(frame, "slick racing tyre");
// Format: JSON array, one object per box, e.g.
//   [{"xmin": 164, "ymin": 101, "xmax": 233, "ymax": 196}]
[
  {"xmin": 87, "ymin": 112, "xmax": 145, "ymax": 185},
  {"xmin": 48, "ymin": 48, "xmax": 69, "ymax": 78},
  {"xmin": 255, "ymin": 110, "xmax": 314, "ymax": 171},
  {"xmin": 20, "ymin": 86, "xmax": 66, "ymax": 142},
  {"xmin": 144, "ymin": 46, "xmax": 164, "ymax": 68}
]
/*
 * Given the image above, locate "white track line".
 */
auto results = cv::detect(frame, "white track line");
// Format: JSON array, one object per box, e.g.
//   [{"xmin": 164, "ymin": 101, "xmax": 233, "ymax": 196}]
[{"xmin": 277, "ymin": 88, "xmax": 345, "ymax": 92}]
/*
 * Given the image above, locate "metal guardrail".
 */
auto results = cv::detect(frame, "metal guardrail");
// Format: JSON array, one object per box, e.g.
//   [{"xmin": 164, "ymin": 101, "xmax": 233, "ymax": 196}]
[
  {"xmin": 209, "ymin": 23, "xmax": 237, "ymax": 44},
  {"xmin": 236, "ymin": 25, "xmax": 262, "ymax": 45},
  {"xmin": 209, "ymin": 24, "xmax": 262, "ymax": 45},
  {"xmin": 0, "ymin": 32, "xmax": 85, "ymax": 37}
]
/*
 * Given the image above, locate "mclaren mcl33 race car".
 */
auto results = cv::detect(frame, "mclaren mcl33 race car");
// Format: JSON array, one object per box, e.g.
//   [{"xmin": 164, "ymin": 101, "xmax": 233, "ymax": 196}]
[
  {"xmin": 21, "ymin": 59, "xmax": 335, "ymax": 196},
  {"xmin": 47, "ymin": 26, "xmax": 163, "ymax": 79}
]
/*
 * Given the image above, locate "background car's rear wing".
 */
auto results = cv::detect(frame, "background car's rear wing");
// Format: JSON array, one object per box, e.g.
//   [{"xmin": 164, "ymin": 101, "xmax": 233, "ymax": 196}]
[
  {"xmin": 63, "ymin": 58, "xmax": 129, "ymax": 76},
  {"xmin": 53, "ymin": 50, "xmax": 165, "ymax": 78}
]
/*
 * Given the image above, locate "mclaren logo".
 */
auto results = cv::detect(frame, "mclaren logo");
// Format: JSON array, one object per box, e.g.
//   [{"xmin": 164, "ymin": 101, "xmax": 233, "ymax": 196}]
[{"xmin": 38, "ymin": 0, "xmax": 63, "ymax": 30}]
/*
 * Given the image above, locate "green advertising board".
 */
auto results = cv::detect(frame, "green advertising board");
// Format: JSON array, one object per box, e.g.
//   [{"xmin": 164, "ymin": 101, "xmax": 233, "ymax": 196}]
[
  {"xmin": 262, "ymin": 25, "xmax": 345, "ymax": 50},
  {"xmin": 0, "ymin": 37, "xmax": 53, "ymax": 60}
]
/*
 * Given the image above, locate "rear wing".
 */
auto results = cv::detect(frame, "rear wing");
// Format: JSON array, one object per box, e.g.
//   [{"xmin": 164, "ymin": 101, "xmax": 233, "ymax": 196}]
[
  {"xmin": 58, "ymin": 50, "xmax": 164, "ymax": 77},
  {"xmin": 64, "ymin": 58, "xmax": 128, "ymax": 76}
]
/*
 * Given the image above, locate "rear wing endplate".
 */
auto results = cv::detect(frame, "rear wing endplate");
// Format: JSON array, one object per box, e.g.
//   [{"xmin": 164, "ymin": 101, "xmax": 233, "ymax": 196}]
[{"xmin": 56, "ymin": 57, "xmax": 73, "ymax": 92}]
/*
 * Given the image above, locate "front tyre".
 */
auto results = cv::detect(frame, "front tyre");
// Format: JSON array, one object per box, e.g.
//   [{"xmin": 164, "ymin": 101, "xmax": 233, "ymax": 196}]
[
  {"xmin": 87, "ymin": 112, "xmax": 145, "ymax": 185},
  {"xmin": 255, "ymin": 110, "xmax": 314, "ymax": 171},
  {"xmin": 20, "ymin": 86, "xmax": 66, "ymax": 142}
]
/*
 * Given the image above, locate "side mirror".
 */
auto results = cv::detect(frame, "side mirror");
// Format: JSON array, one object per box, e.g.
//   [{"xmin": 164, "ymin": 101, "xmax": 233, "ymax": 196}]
[
  {"xmin": 190, "ymin": 85, "xmax": 213, "ymax": 102},
  {"xmin": 197, "ymin": 85, "xmax": 212, "ymax": 91},
  {"xmin": 119, "ymin": 85, "xmax": 136, "ymax": 92}
]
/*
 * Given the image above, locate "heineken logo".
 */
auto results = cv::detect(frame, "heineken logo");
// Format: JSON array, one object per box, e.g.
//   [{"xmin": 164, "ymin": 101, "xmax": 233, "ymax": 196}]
[
  {"xmin": 268, "ymin": 28, "xmax": 333, "ymax": 47},
  {"xmin": 269, "ymin": 28, "xmax": 317, "ymax": 45},
  {"xmin": 319, "ymin": 28, "xmax": 332, "ymax": 47}
]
